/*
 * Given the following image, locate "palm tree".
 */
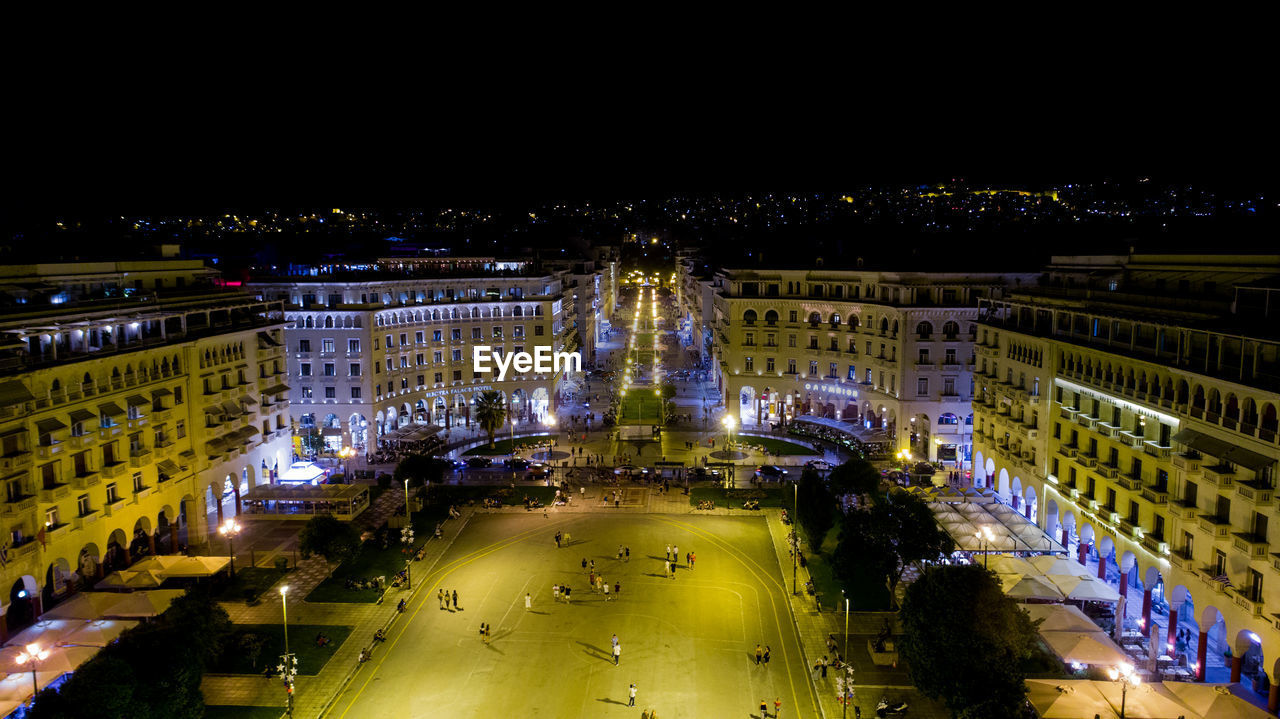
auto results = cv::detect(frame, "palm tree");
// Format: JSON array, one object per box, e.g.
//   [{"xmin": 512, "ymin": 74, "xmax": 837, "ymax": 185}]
[{"xmin": 474, "ymin": 390, "xmax": 507, "ymax": 449}]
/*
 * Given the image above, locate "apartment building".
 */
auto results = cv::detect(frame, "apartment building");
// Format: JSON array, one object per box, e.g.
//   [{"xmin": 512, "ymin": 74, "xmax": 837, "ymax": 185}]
[
  {"xmin": 0, "ymin": 262, "xmax": 290, "ymax": 639},
  {"xmin": 971, "ymin": 253, "xmax": 1280, "ymax": 699},
  {"xmin": 704, "ymin": 265, "xmax": 1037, "ymax": 463},
  {"xmin": 248, "ymin": 265, "xmax": 592, "ymax": 452}
]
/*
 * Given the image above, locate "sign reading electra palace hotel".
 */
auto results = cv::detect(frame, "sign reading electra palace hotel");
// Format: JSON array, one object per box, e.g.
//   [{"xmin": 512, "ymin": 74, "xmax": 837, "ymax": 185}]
[{"xmin": 472, "ymin": 345, "xmax": 582, "ymax": 382}]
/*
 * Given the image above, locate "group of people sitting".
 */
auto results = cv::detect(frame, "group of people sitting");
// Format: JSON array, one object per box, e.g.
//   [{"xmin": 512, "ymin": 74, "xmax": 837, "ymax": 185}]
[
  {"xmin": 390, "ymin": 569, "xmax": 410, "ymax": 588},
  {"xmin": 780, "ymin": 508, "xmax": 790, "ymax": 524},
  {"xmin": 523, "ymin": 495, "xmax": 542, "ymax": 509},
  {"xmin": 741, "ymin": 499, "xmax": 761, "ymax": 510},
  {"xmin": 696, "ymin": 500, "xmax": 716, "ymax": 510},
  {"xmin": 344, "ymin": 576, "xmax": 384, "ymax": 591},
  {"xmin": 481, "ymin": 498, "xmax": 503, "ymax": 508},
  {"xmin": 448, "ymin": 505, "xmax": 461, "ymax": 519},
  {"xmin": 315, "ymin": 632, "xmax": 333, "ymax": 647}
]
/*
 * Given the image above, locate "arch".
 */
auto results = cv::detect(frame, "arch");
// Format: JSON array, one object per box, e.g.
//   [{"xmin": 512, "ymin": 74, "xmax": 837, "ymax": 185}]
[
  {"xmin": 996, "ymin": 467, "xmax": 1010, "ymax": 499},
  {"xmin": 1024, "ymin": 484, "xmax": 1038, "ymax": 523},
  {"xmin": 324, "ymin": 315, "xmax": 334, "ymax": 328},
  {"xmin": 973, "ymin": 449, "xmax": 986, "ymax": 486},
  {"xmin": 742, "ymin": 308, "xmax": 757, "ymax": 324},
  {"xmin": 915, "ymin": 321, "xmax": 933, "ymax": 338},
  {"xmin": 763, "ymin": 309, "xmax": 778, "ymax": 324},
  {"xmin": 942, "ymin": 320, "xmax": 960, "ymax": 339},
  {"xmin": 7, "ymin": 576, "xmax": 40, "ymax": 631},
  {"xmin": 848, "ymin": 315, "xmax": 859, "ymax": 329},
  {"xmin": 879, "ymin": 317, "xmax": 889, "ymax": 334},
  {"xmin": 106, "ymin": 527, "xmax": 131, "ymax": 572},
  {"xmin": 78, "ymin": 541, "xmax": 103, "ymax": 583},
  {"xmin": 1010, "ymin": 475, "xmax": 1023, "ymax": 508},
  {"xmin": 808, "ymin": 311, "xmax": 821, "ymax": 326},
  {"xmin": 1044, "ymin": 498, "xmax": 1059, "ymax": 537}
]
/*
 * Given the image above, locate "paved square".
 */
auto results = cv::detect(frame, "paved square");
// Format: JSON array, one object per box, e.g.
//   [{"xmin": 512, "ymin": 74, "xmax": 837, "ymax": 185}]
[{"xmin": 328, "ymin": 513, "xmax": 821, "ymax": 718}]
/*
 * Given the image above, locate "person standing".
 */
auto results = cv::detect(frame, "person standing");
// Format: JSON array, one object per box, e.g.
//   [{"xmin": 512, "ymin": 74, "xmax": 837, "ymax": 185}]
[
  {"xmin": 760, "ymin": 699, "xmax": 769, "ymax": 717},
  {"xmin": 666, "ymin": 544, "xmax": 672, "ymax": 561},
  {"xmin": 525, "ymin": 593, "xmax": 532, "ymax": 611},
  {"xmin": 555, "ymin": 531, "xmax": 562, "ymax": 548},
  {"xmin": 564, "ymin": 586, "xmax": 571, "ymax": 604},
  {"xmin": 553, "ymin": 584, "xmax": 560, "ymax": 602},
  {"xmin": 763, "ymin": 646, "xmax": 771, "ymax": 666},
  {"xmin": 582, "ymin": 557, "xmax": 588, "ymax": 572},
  {"xmin": 612, "ymin": 633, "xmax": 619, "ymax": 648},
  {"xmin": 774, "ymin": 697, "xmax": 781, "ymax": 718},
  {"xmin": 625, "ymin": 546, "xmax": 631, "ymax": 562},
  {"xmin": 628, "ymin": 682, "xmax": 637, "ymax": 707},
  {"xmin": 690, "ymin": 551, "xmax": 696, "ymax": 569},
  {"xmin": 665, "ymin": 559, "xmax": 671, "ymax": 577},
  {"xmin": 603, "ymin": 581, "xmax": 611, "ymax": 601},
  {"xmin": 438, "ymin": 588, "xmax": 445, "ymax": 610},
  {"xmin": 452, "ymin": 590, "xmax": 458, "ymax": 610},
  {"xmin": 673, "ymin": 545, "xmax": 679, "ymax": 565},
  {"xmin": 613, "ymin": 642, "xmax": 621, "ymax": 665}
]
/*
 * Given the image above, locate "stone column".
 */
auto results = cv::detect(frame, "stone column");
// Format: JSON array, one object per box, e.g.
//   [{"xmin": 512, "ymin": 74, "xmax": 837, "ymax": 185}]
[
  {"xmin": 1231, "ymin": 654, "xmax": 1243, "ymax": 683},
  {"xmin": 1077, "ymin": 541, "xmax": 1088, "ymax": 566},
  {"xmin": 1118, "ymin": 570, "xmax": 1128, "ymax": 599},
  {"xmin": 170, "ymin": 523, "xmax": 179, "ymax": 553},
  {"xmin": 1167, "ymin": 607, "xmax": 1178, "ymax": 655},
  {"xmin": 1141, "ymin": 589, "xmax": 1152, "ymax": 637},
  {"xmin": 1196, "ymin": 632, "xmax": 1208, "ymax": 681},
  {"xmin": 1269, "ymin": 681, "xmax": 1278, "ymax": 714},
  {"xmin": 147, "ymin": 532, "xmax": 157, "ymax": 556},
  {"xmin": 1097, "ymin": 555, "xmax": 1107, "ymax": 581}
]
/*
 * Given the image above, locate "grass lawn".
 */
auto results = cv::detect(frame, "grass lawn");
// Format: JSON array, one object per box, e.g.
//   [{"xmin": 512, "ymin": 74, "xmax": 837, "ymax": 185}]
[
  {"xmin": 804, "ymin": 527, "xmax": 891, "ymax": 612},
  {"xmin": 306, "ymin": 503, "xmax": 449, "ymax": 603},
  {"xmin": 463, "ymin": 436, "xmax": 553, "ymax": 455},
  {"xmin": 735, "ymin": 435, "xmax": 820, "ymax": 456},
  {"xmin": 212, "ymin": 566, "xmax": 291, "ymax": 603},
  {"xmin": 211, "ymin": 623, "xmax": 353, "ymax": 676},
  {"xmin": 205, "ymin": 706, "xmax": 284, "ymax": 719},
  {"xmin": 689, "ymin": 486, "xmax": 788, "ymax": 508},
  {"xmin": 618, "ymin": 394, "xmax": 662, "ymax": 424}
]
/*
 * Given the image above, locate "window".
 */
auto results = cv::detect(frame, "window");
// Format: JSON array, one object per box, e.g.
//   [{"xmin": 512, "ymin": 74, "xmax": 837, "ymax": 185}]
[
  {"xmin": 918, "ymin": 349, "xmax": 930, "ymax": 363},
  {"xmin": 535, "ymin": 325, "xmax": 545, "ymax": 336},
  {"xmin": 385, "ymin": 334, "xmax": 394, "ymax": 348},
  {"xmin": 432, "ymin": 330, "xmax": 442, "ymax": 341},
  {"xmin": 132, "ymin": 472, "xmax": 144, "ymax": 493},
  {"xmin": 349, "ymin": 363, "xmax": 361, "ymax": 376},
  {"xmin": 788, "ymin": 310, "xmax": 797, "ymax": 322},
  {"xmin": 351, "ymin": 387, "xmax": 362, "ymax": 399},
  {"xmin": 452, "ymin": 329, "xmax": 462, "ymax": 341},
  {"xmin": 300, "ymin": 386, "xmax": 314, "ymax": 399},
  {"xmin": 415, "ymin": 331, "xmax": 424, "ymax": 344},
  {"xmin": 398, "ymin": 356, "xmax": 408, "ymax": 369},
  {"xmin": 416, "ymin": 353, "xmax": 425, "ymax": 365},
  {"xmin": 918, "ymin": 378, "xmax": 929, "ymax": 395},
  {"xmin": 492, "ymin": 326, "xmax": 503, "ymax": 339},
  {"xmin": 298, "ymin": 339, "xmax": 311, "ymax": 352},
  {"xmin": 452, "ymin": 349, "xmax": 463, "ymax": 361},
  {"xmin": 945, "ymin": 348, "xmax": 956, "ymax": 364},
  {"xmin": 744, "ymin": 332, "xmax": 755, "ymax": 347},
  {"xmin": 434, "ymin": 372, "xmax": 443, "ymax": 383},
  {"xmin": 324, "ymin": 386, "xmax": 336, "ymax": 399},
  {"xmin": 300, "ymin": 363, "xmax": 312, "ymax": 376},
  {"xmin": 829, "ymin": 362, "xmax": 837, "ymax": 377},
  {"xmin": 744, "ymin": 357, "xmax": 754, "ymax": 373},
  {"xmin": 322, "ymin": 338, "xmax": 335, "ymax": 353},
  {"xmin": 808, "ymin": 360, "xmax": 818, "ymax": 376},
  {"xmin": 323, "ymin": 363, "xmax": 336, "ymax": 377},
  {"xmin": 786, "ymin": 359, "xmax": 796, "ymax": 374},
  {"xmin": 174, "ymin": 387, "xmax": 183, "ymax": 404},
  {"xmin": 767, "ymin": 357, "xmax": 776, "ymax": 372},
  {"xmin": 175, "ymin": 420, "xmax": 186, "ymax": 439},
  {"xmin": 473, "ymin": 327, "xmax": 483, "ymax": 339},
  {"xmin": 416, "ymin": 375, "xmax": 424, "ymax": 386},
  {"xmin": 943, "ymin": 377, "xmax": 956, "ymax": 396},
  {"xmin": 434, "ymin": 351, "xmax": 443, "ymax": 363},
  {"xmin": 399, "ymin": 333, "xmax": 407, "ymax": 346},
  {"xmin": 349, "ymin": 339, "xmax": 361, "ymax": 352},
  {"xmin": 46, "ymin": 506, "xmax": 60, "ymax": 527},
  {"xmin": 77, "ymin": 494, "xmax": 91, "ymax": 517},
  {"xmin": 452, "ymin": 370, "xmax": 462, "ymax": 381},
  {"xmin": 788, "ymin": 334, "xmax": 797, "ymax": 348},
  {"xmin": 106, "ymin": 482, "xmax": 119, "ymax": 503}
]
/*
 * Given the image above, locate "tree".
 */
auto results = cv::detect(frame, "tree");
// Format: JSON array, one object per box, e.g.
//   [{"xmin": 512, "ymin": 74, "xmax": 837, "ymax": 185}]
[
  {"xmin": 474, "ymin": 390, "xmax": 507, "ymax": 449},
  {"xmin": 794, "ymin": 469, "xmax": 837, "ymax": 550},
  {"xmin": 899, "ymin": 564, "xmax": 1039, "ymax": 718},
  {"xmin": 827, "ymin": 457, "xmax": 882, "ymax": 500},
  {"xmin": 157, "ymin": 588, "xmax": 232, "ymax": 668},
  {"xmin": 395, "ymin": 453, "xmax": 445, "ymax": 488},
  {"xmin": 299, "ymin": 514, "xmax": 362, "ymax": 562},
  {"xmin": 240, "ymin": 632, "xmax": 266, "ymax": 669},
  {"xmin": 298, "ymin": 426, "xmax": 324, "ymax": 456},
  {"xmin": 832, "ymin": 489, "xmax": 954, "ymax": 606}
]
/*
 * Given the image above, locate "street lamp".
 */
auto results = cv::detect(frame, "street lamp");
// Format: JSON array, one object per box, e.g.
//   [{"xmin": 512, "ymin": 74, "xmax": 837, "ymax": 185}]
[
  {"xmin": 219, "ymin": 519, "xmax": 242, "ymax": 578},
  {"xmin": 15, "ymin": 643, "xmax": 49, "ymax": 705},
  {"xmin": 975, "ymin": 526, "xmax": 996, "ymax": 569},
  {"xmin": 279, "ymin": 585, "xmax": 297, "ymax": 717},
  {"xmin": 1107, "ymin": 662, "xmax": 1140, "ymax": 718},
  {"xmin": 841, "ymin": 590, "xmax": 851, "ymax": 719},
  {"xmin": 402, "ymin": 479, "xmax": 415, "ymax": 589}
]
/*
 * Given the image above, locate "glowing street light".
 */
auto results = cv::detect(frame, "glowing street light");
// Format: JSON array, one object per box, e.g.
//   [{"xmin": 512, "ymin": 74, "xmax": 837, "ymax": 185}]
[
  {"xmin": 219, "ymin": 519, "xmax": 242, "ymax": 578},
  {"xmin": 15, "ymin": 643, "xmax": 50, "ymax": 705},
  {"xmin": 1107, "ymin": 662, "xmax": 1141, "ymax": 718},
  {"xmin": 279, "ymin": 585, "xmax": 297, "ymax": 716},
  {"xmin": 975, "ymin": 526, "xmax": 996, "ymax": 569}
]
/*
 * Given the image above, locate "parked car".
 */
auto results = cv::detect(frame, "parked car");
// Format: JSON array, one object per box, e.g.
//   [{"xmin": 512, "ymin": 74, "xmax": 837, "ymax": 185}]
[
  {"xmin": 504, "ymin": 457, "xmax": 531, "ymax": 470},
  {"xmin": 446, "ymin": 459, "xmax": 467, "ymax": 471},
  {"xmin": 805, "ymin": 459, "xmax": 832, "ymax": 472},
  {"xmin": 527, "ymin": 463, "xmax": 551, "ymax": 479},
  {"xmin": 466, "ymin": 457, "xmax": 493, "ymax": 468},
  {"xmin": 756, "ymin": 465, "xmax": 788, "ymax": 478}
]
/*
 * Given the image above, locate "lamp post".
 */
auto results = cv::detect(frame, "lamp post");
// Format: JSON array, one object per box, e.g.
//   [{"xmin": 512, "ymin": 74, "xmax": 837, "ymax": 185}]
[
  {"xmin": 975, "ymin": 526, "xmax": 996, "ymax": 569},
  {"xmin": 1107, "ymin": 662, "xmax": 1140, "ymax": 719},
  {"xmin": 15, "ymin": 642, "xmax": 49, "ymax": 705},
  {"xmin": 793, "ymin": 479, "xmax": 799, "ymax": 596},
  {"xmin": 219, "ymin": 519, "xmax": 242, "ymax": 578},
  {"xmin": 402, "ymin": 479, "xmax": 414, "ymax": 589},
  {"xmin": 842, "ymin": 590, "xmax": 851, "ymax": 719},
  {"xmin": 279, "ymin": 585, "xmax": 297, "ymax": 717}
]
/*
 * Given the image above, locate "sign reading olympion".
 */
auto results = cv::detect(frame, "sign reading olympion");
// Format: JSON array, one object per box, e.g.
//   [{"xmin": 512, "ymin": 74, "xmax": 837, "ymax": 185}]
[{"xmin": 472, "ymin": 345, "xmax": 582, "ymax": 382}]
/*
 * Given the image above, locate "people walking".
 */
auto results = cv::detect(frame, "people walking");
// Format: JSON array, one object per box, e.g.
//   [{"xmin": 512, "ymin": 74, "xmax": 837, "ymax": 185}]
[
  {"xmin": 452, "ymin": 590, "xmax": 458, "ymax": 610},
  {"xmin": 774, "ymin": 697, "xmax": 781, "ymax": 718},
  {"xmin": 613, "ymin": 642, "xmax": 621, "ymax": 665},
  {"xmin": 555, "ymin": 531, "xmax": 562, "ymax": 548},
  {"xmin": 438, "ymin": 589, "xmax": 445, "ymax": 610},
  {"xmin": 764, "ymin": 646, "xmax": 771, "ymax": 666},
  {"xmin": 553, "ymin": 584, "xmax": 560, "ymax": 602},
  {"xmin": 665, "ymin": 560, "xmax": 671, "ymax": 577},
  {"xmin": 761, "ymin": 699, "xmax": 769, "ymax": 717},
  {"xmin": 525, "ymin": 593, "xmax": 532, "ymax": 611},
  {"xmin": 628, "ymin": 682, "xmax": 637, "ymax": 707},
  {"xmin": 480, "ymin": 622, "xmax": 489, "ymax": 644},
  {"xmin": 625, "ymin": 546, "xmax": 630, "ymax": 562}
]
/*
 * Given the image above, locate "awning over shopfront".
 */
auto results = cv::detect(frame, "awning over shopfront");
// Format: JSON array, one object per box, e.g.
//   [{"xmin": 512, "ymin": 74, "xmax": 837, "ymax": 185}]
[
  {"xmin": 1172, "ymin": 428, "xmax": 1274, "ymax": 472},
  {"xmin": 929, "ymin": 500, "xmax": 1067, "ymax": 554}
]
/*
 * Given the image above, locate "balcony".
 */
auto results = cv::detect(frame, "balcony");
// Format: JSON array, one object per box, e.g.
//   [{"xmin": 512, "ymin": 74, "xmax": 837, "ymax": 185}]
[
  {"xmin": 1141, "ymin": 485, "xmax": 1169, "ymax": 505},
  {"xmin": 129, "ymin": 448, "xmax": 153, "ymax": 467},
  {"xmin": 73, "ymin": 511, "xmax": 99, "ymax": 530},
  {"xmin": 1170, "ymin": 548, "xmax": 1193, "ymax": 570},
  {"xmin": 1076, "ymin": 414, "xmax": 1097, "ymax": 431},
  {"xmin": 1171, "ymin": 497, "xmax": 1199, "ymax": 519},
  {"xmin": 1096, "ymin": 422, "xmax": 1121, "ymax": 439},
  {"xmin": 1059, "ymin": 407, "xmax": 1079, "ymax": 420},
  {"xmin": 39, "ymin": 483, "xmax": 70, "ymax": 503},
  {"xmin": 46, "ymin": 522, "xmax": 70, "ymax": 543},
  {"xmin": 0, "ymin": 451, "xmax": 32, "ymax": 472},
  {"xmin": 1117, "ymin": 473, "xmax": 1143, "ymax": 491},
  {"xmin": 1202, "ymin": 464, "xmax": 1235, "ymax": 488},
  {"xmin": 100, "ymin": 462, "xmax": 126, "ymax": 479},
  {"xmin": 10, "ymin": 540, "xmax": 38, "ymax": 559},
  {"xmin": 71, "ymin": 472, "xmax": 101, "ymax": 490},
  {"xmin": 1198, "ymin": 566, "xmax": 1230, "ymax": 594},
  {"xmin": 1232, "ymin": 532, "xmax": 1270, "ymax": 559},
  {"xmin": 35, "ymin": 442, "xmax": 65, "ymax": 460},
  {"xmin": 2, "ymin": 494, "xmax": 37, "ymax": 516},
  {"xmin": 68, "ymin": 433, "xmax": 96, "ymax": 450},
  {"xmin": 1057, "ymin": 445, "xmax": 1078, "ymax": 459},
  {"xmin": 1141, "ymin": 534, "xmax": 1169, "ymax": 555},
  {"xmin": 1172, "ymin": 452, "xmax": 1202, "ymax": 475},
  {"xmin": 1097, "ymin": 463, "xmax": 1119, "ymax": 479},
  {"xmin": 1076, "ymin": 453, "xmax": 1098, "ymax": 469},
  {"xmin": 135, "ymin": 486, "xmax": 153, "ymax": 500},
  {"xmin": 1235, "ymin": 480, "xmax": 1275, "ymax": 508},
  {"xmin": 1197, "ymin": 514, "xmax": 1232, "ymax": 539},
  {"xmin": 103, "ymin": 498, "xmax": 126, "ymax": 516},
  {"xmin": 1142, "ymin": 441, "xmax": 1172, "ymax": 460},
  {"xmin": 1231, "ymin": 587, "xmax": 1266, "ymax": 617},
  {"xmin": 1118, "ymin": 430, "xmax": 1145, "ymax": 448}
]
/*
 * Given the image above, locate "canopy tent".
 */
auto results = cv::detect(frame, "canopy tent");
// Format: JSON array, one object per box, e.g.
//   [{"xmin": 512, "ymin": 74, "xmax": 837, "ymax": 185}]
[
  {"xmin": 1047, "ymin": 574, "xmax": 1122, "ymax": 603},
  {"xmin": 96, "ymin": 568, "xmax": 165, "ymax": 590},
  {"xmin": 1028, "ymin": 555, "xmax": 1093, "ymax": 577},
  {"xmin": 0, "ymin": 644, "xmax": 98, "ymax": 675},
  {"xmin": 999, "ymin": 573, "xmax": 1066, "ymax": 601},
  {"xmin": 987, "ymin": 556, "xmax": 1039, "ymax": 576},
  {"xmin": 129, "ymin": 555, "xmax": 230, "ymax": 579},
  {"xmin": 0, "ymin": 671, "xmax": 63, "ymax": 708},
  {"xmin": 41, "ymin": 590, "xmax": 184, "ymax": 621},
  {"xmin": 1026, "ymin": 680, "xmax": 1117, "ymax": 719},
  {"xmin": 1164, "ymin": 682, "xmax": 1276, "ymax": 719},
  {"xmin": 1025, "ymin": 604, "xmax": 1103, "ymax": 634},
  {"xmin": 1040, "ymin": 631, "xmax": 1129, "ymax": 667},
  {"xmin": 3, "ymin": 619, "xmax": 82, "ymax": 650},
  {"xmin": 60, "ymin": 619, "xmax": 138, "ymax": 648},
  {"xmin": 929, "ymin": 501, "xmax": 1067, "ymax": 554},
  {"xmin": 279, "ymin": 461, "xmax": 327, "ymax": 484},
  {"xmin": 1094, "ymin": 680, "xmax": 1212, "ymax": 719}
]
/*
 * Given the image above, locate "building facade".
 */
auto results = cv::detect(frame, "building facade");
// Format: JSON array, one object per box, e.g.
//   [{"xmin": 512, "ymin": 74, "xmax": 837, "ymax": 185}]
[
  {"xmin": 970, "ymin": 254, "xmax": 1280, "ymax": 705},
  {"xmin": 0, "ymin": 262, "xmax": 290, "ymax": 639},
  {"xmin": 705, "ymin": 267, "xmax": 1038, "ymax": 464},
  {"xmin": 248, "ymin": 267, "xmax": 595, "ymax": 453}
]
